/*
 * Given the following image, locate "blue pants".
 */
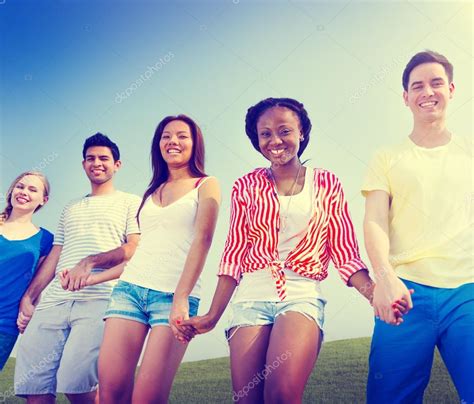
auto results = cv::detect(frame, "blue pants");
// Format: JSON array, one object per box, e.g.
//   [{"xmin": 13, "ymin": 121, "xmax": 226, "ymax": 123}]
[{"xmin": 367, "ymin": 280, "xmax": 474, "ymax": 404}]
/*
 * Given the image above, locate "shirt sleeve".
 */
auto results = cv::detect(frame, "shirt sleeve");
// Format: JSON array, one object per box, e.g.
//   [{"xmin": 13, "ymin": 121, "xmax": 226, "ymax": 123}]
[
  {"xmin": 327, "ymin": 175, "xmax": 367, "ymax": 285},
  {"xmin": 40, "ymin": 229, "xmax": 54, "ymax": 257},
  {"xmin": 53, "ymin": 206, "xmax": 67, "ymax": 246},
  {"xmin": 218, "ymin": 181, "xmax": 249, "ymax": 283},
  {"xmin": 361, "ymin": 149, "xmax": 390, "ymax": 197},
  {"xmin": 125, "ymin": 195, "xmax": 141, "ymax": 236}
]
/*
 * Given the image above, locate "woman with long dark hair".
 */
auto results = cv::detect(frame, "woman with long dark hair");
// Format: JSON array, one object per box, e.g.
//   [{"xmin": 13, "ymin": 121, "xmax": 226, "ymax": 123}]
[
  {"xmin": 183, "ymin": 98, "xmax": 380, "ymax": 403},
  {"xmin": 97, "ymin": 115, "xmax": 220, "ymax": 403},
  {"xmin": 0, "ymin": 171, "xmax": 53, "ymax": 370}
]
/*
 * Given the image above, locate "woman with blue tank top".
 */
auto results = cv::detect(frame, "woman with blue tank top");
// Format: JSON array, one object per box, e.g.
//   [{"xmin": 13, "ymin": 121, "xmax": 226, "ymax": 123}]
[
  {"xmin": 0, "ymin": 171, "xmax": 53, "ymax": 371},
  {"xmin": 97, "ymin": 115, "xmax": 221, "ymax": 403}
]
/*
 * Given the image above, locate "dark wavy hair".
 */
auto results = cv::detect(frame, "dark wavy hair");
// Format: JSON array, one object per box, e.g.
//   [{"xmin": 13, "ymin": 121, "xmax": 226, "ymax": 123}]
[
  {"xmin": 402, "ymin": 50, "xmax": 453, "ymax": 91},
  {"xmin": 136, "ymin": 115, "xmax": 207, "ymax": 223},
  {"xmin": 82, "ymin": 132, "xmax": 120, "ymax": 161},
  {"xmin": 245, "ymin": 97, "xmax": 312, "ymax": 158}
]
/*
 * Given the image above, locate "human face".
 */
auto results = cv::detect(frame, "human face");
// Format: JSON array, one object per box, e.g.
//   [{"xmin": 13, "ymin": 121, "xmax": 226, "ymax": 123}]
[
  {"xmin": 10, "ymin": 175, "xmax": 48, "ymax": 213},
  {"xmin": 82, "ymin": 146, "xmax": 121, "ymax": 184},
  {"xmin": 159, "ymin": 120, "xmax": 194, "ymax": 167},
  {"xmin": 256, "ymin": 107, "xmax": 303, "ymax": 166},
  {"xmin": 403, "ymin": 62, "xmax": 455, "ymax": 122}
]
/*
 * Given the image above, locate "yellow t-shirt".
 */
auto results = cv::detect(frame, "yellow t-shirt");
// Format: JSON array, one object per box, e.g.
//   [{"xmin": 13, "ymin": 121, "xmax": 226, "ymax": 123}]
[{"xmin": 362, "ymin": 135, "xmax": 473, "ymax": 288}]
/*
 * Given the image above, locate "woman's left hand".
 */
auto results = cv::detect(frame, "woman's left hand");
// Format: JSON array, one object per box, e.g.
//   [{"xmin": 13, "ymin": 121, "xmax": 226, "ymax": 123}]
[{"xmin": 169, "ymin": 296, "xmax": 196, "ymax": 344}]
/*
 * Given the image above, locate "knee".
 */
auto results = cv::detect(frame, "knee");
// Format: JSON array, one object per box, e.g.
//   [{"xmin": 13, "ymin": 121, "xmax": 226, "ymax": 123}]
[
  {"xmin": 99, "ymin": 386, "xmax": 130, "ymax": 404},
  {"xmin": 65, "ymin": 392, "xmax": 97, "ymax": 404},
  {"xmin": 264, "ymin": 382, "xmax": 302, "ymax": 404},
  {"xmin": 132, "ymin": 390, "xmax": 168, "ymax": 404}
]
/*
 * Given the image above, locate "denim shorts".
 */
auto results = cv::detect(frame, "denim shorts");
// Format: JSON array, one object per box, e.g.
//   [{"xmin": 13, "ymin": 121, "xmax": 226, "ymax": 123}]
[
  {"xmin": 104, "ymin": 280, "xmax": 200, "ymax": 327},
  {"xmin": 225, "ymin": 298, "xmax": 325, "ymax": 341},
  {"xmin": 0, "ymin": 331, "xmax": 18, "ymax": 370}
]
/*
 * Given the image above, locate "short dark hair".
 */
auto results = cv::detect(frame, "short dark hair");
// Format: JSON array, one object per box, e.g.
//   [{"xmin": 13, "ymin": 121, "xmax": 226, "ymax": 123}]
[
  {"xmin": 245, "ymin": 97, "xmax": 312, "ymax": 157},
  {"xmin": 402, "ymin": 50, "xmax": 453, "ymax": 91},
  {"xmin": 82, "ymin": 132, "xmax": 120, "ymax": 161}
]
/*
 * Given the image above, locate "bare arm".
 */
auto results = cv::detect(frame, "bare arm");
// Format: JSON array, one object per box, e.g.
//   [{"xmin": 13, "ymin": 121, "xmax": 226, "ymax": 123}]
[
  {"xmin": 60, "ymin": 262, "xmax": 127, "ymax": 288},
  {"xmin": 22, "ymin": 245, "xmax": 62, "ymax": 303},
  {"xmin": 180, "ymin": 275, "xmax": 237, "ymax": 336},
  {"xmin": 364, "ymin": 190, "xmax": 413, "ymax": 324},
  {"xmin": 170, "ymin": 178, "xmax": 221, "ymax": 340},
  {"xmin": 180, "ymin": 179, "xmax": 248, "ymax": 340},
  {"xmin": 86, "ymin": 262, "xmax": 127, "ymax": 285},
  {"xmin": 347, "ymin": 269, "xmax": 375, "ymax": 303},
  {"xmin": 17, "ymin": 245, "xmax": 63, "ymax": 332},
  {"xmin": 64, "ymin": 233, "xmax": 140, "ymax": 291}
]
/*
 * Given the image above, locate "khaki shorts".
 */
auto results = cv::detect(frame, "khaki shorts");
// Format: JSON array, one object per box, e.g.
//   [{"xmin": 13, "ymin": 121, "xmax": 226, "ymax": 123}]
[{"xmin": 14, "ymin": 299, "xmax": 108, "ymax": 396}]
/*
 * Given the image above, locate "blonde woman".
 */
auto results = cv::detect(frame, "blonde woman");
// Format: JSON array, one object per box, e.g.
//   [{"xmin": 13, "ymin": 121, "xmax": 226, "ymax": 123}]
[{"xmin": 0, "ymin": 171, "xmax": 53, "ymax": 370}]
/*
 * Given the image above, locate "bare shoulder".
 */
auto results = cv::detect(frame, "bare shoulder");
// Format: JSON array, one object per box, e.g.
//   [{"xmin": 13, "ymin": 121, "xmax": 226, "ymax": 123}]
[{"xmin": 198, "ymin": 177, "xmax": 221, "ymax": 203}]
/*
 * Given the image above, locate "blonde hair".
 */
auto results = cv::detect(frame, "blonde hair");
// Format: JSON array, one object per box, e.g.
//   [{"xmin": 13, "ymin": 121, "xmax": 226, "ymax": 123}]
[{"xmin": 0, "ymin": 171, "xmax": 50, "ymax": 225}]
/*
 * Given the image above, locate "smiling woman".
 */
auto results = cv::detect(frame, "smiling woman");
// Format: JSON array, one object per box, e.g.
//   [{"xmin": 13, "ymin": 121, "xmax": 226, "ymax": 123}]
[
  {"xmin": 182, "ymin": 97, "xmax": 379, "ymax": 404},
  {"xmin": 0, "ymin": 172, "xmax": 53, "ymax": 371},
  {"xmin": 97, "ymin": 115, "xmax": 221, "ymax": 403}
]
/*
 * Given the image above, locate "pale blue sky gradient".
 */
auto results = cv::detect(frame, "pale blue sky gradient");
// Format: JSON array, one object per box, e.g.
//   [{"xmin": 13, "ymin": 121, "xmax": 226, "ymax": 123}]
[{"xmin": 1, "ymin": 0, "xmax": 472, "ymax": 361}]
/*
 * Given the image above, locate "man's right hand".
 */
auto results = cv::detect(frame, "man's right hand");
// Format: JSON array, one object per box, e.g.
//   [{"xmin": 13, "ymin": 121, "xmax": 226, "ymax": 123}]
[
  {"xmin": 373, "ymin": 270, "xmax": 414, "ymax": 325},
  {"xmin": 17, "ymin": 296, "xmax": 36, "ymax": 333}
]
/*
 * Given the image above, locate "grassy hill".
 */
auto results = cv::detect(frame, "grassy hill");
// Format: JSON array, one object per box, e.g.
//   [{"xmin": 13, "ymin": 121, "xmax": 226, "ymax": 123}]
[{"xmin": 0, "ymin": 337, "xmax": 457, "ymax": 403}]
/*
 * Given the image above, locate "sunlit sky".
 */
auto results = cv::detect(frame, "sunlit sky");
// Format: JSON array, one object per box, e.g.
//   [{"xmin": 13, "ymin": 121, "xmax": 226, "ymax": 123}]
[{"xmin": 1, "ymin": 0, "xmax": 472, "ymax": 361}]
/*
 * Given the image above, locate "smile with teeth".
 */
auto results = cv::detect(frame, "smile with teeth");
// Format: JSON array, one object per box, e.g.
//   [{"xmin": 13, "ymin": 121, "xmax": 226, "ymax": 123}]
[
  {"xmin": 167, "ymin": 148, "xmax": 181, "ymax": 154},
  {"xmin": 419, "ymin": 101, "xmax": 438, "ymax": 108},
  {"xmin": 16, "ymin": 196, "xmax": 29, "ymax": 204},
  {"xmin": 269, "ymin": 149, "xmax": 285, "ymax": 156}
]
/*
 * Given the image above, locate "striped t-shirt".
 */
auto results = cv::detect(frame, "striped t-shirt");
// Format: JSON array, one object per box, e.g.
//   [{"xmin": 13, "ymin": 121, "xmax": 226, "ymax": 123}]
[{"xmin": 37, "ymin": 191, "xmax": 141, "ymax": 310}]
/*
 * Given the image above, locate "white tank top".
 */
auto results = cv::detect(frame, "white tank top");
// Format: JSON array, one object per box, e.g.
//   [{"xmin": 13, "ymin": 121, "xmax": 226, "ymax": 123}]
[
  {"xmin": 120, "ymin": 178, "xmax": 210, "ymax": 298},
  {"xmin": 233, "ymin": 168, "xmax": 326, "ymax": 303}
]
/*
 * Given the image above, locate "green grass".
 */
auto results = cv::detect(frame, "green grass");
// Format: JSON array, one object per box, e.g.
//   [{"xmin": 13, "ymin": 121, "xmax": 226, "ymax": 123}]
[{"xmin": 0, "ymin": 337, "xmax": 457, "ymax": 403}]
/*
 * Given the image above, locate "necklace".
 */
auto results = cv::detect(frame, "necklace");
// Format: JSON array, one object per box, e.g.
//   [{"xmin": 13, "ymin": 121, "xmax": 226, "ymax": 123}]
[{"xmin": 269, "ymin": 164, "xmax": 303, "ymax": 233}]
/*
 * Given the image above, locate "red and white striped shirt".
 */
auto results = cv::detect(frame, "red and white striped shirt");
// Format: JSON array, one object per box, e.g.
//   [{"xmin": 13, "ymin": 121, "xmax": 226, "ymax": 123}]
[{"xmin": 218, "ymin": 167, "xmax": 367, "ymax": 300}]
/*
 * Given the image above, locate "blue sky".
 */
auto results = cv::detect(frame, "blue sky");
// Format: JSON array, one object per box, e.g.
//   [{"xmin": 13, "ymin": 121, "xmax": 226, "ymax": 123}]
[{"xmin": 1, "ymin": 0, "xmax": 472, "ymax": 361}]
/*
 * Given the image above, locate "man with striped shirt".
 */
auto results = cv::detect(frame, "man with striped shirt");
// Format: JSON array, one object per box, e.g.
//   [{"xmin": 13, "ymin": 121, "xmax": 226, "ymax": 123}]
[{"xmin": 14, "ymin": 133, "xmax": 140, "ymax": 404}]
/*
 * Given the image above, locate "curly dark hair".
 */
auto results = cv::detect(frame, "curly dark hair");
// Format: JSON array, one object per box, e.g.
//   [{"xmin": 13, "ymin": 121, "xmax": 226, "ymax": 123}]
[{"xmin": 245, "ymin": 97, "xmax": 312, "ymax": 157}]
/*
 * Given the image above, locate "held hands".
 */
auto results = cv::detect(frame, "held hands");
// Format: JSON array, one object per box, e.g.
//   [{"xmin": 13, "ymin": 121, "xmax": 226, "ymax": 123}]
[
  {"xmin": 180, "ymin": 314, "xmax": 217, "ymax": 336},
  {"xmin": 59, "ymin": 260, "xmax": 94, "ymax": 291},
  {"xmin": 59, "ymin": 268, "xmax": 96, "ymax": 291},
  {"xmin": 17, "ymin": 296, "xmax": 36, "ymax": 333},
  {"xmin": 373, "ymin": 271, "xmax": 414, "ymax": 325},
  {"xmin": 169, "ymin": 297, "xmax": 196, "ymax": 344}
]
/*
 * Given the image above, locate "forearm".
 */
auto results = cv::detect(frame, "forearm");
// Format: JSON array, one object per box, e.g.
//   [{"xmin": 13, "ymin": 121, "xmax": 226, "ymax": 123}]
[
  {"xmin": 82, "ymin": 243, "xmax": 135, "ymax": 270},
  {"xmin": 89, "ymin": 262, "xmax": 126, "ymax": 285},
  {"xmin": 24, "ymin": 246, "xmax": 61, "ymax": 302},
  {"xmin": 174, "ymin": 236, "xmax": 213, "ymax": 299},
  {"xmin": 363, "ymin": 219, "xmax": 395, "ymax": 280},
  {"xmin": 348, "ymin": 269, "xmax": 375, "ymax": 302},
  {"xmin": 207, "ymin": 275, "xmax": 237, "ymax": 324}
]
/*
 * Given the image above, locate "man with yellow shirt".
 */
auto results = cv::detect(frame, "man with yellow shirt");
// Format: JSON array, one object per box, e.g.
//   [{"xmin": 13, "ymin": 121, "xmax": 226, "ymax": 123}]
[{"xmin": 362, "ymin": 50, "xmax": 473, "ymax": 403}]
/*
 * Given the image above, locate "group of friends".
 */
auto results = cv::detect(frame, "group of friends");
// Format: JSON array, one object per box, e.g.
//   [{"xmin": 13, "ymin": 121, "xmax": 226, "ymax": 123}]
[{"xmin": 0, "ymin": 50, "xmax": 472, "ymax": 404}]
